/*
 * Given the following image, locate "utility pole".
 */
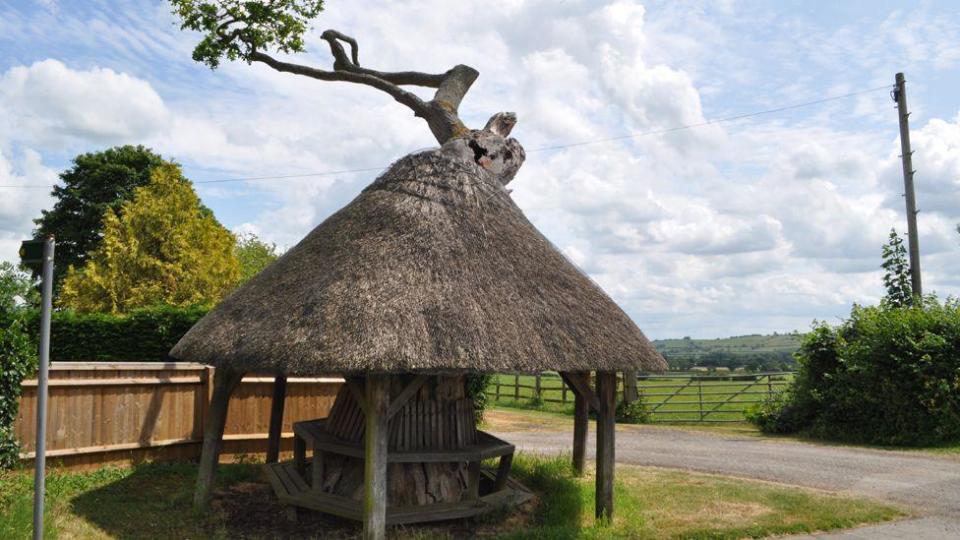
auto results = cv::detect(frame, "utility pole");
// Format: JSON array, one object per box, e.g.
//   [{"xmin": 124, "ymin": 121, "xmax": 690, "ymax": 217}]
[
  {"xmin": 893, "ymin": 72, "xmax": 922, "ymax": 296},
  {"xmin": 20, "ymin": 237, "xmax": 54, "ymax": 540}
]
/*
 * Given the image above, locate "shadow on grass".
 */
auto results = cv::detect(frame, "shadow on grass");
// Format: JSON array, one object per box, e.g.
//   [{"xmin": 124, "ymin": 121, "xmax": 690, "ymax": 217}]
[
  {"xmin": 67, "ymin": 455, "xmax": 591, "ymax": 539},
  {"xmin": 66, "ymin": 461, "xmax": 351, "ymax": 539}
]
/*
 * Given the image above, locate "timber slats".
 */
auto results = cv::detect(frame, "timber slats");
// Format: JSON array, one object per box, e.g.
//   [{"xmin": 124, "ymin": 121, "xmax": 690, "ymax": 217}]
[
  {"xmin": 293, "ymin": 419, "xmax": 513, "ymax": 463},
  {"xmin": 262, "ymin": 462, "xmax": 532, "ymax": 526}
]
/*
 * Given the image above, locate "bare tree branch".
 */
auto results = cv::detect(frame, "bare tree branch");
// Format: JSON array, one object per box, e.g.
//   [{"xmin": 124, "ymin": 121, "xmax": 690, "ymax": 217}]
[{"xmin": 245, "ymin": 29, "xmax": 480, "ymax": 143}]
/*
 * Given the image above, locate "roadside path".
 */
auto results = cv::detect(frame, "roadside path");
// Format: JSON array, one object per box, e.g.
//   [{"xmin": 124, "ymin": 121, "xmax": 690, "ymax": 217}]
[{"xmin": 488, "ymin": 417, "xmax": 960, "ymax": 538}]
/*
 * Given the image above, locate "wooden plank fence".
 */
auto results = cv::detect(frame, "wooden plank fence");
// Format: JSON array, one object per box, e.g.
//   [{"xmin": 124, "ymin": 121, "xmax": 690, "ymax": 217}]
[
  {"xmin": 15, "ymin": 362, "xmax": 343, "ymax": 470},
  {"xmin": 486, "ymin": 371, "xmax": 794, "ymax": 423}
]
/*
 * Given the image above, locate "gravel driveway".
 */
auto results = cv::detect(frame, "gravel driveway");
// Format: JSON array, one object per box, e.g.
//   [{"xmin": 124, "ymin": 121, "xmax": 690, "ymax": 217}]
[{"xmin": 488, "ymin": 422, "xmax": 960, "ymax": 538}]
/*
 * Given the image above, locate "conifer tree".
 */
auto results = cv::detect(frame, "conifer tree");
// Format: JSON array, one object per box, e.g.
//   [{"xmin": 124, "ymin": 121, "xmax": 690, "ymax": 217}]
[
  {"xmin": 59, "ymin": 164, "xmax": 240, "ymax": 313},
  {"xmin": 881, "ymin": 228, "xmax": 913, "ymax": 307}
]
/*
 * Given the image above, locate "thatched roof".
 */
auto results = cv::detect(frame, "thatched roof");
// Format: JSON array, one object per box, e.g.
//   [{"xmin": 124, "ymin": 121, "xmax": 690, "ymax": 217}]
[{"xmin": 170, "ymin": 131, "xmax": 666, "ymax": 375}]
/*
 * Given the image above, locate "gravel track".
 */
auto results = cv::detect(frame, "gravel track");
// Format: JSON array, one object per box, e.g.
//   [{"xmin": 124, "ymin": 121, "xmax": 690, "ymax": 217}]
[{"xmin": 489, "ymin": 423, "xmax": 960, "ymax": 538}]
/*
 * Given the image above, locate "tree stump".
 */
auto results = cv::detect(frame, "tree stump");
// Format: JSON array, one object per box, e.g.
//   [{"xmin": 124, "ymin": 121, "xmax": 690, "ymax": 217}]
[{"xmin": 317, "ymin": 375, "xmax": 478, "ymax": 506}]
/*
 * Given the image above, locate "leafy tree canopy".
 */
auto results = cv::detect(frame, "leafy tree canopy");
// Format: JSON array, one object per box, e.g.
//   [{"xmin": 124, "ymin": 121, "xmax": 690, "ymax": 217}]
[
  {"xmin": 235, "ymin": 232, "xmax": 280, "ymax": 284},
  {"xmin": 0, "ymin": 262, "xmax": 38, "ymax": 317},
  {"xmin": 59, "ymin": 164, "xmax": 240, "ymax": 313},
  {"xmin": 881, "ymin": 228, "xmax": 913, "ymax": 307},
  {"xmin": 32, "ymin": 145, "xmax": 169, "ymax": 289},
  {"xmin": 172, "ymin": 0, "xmax": 325, "ymax": 68}
]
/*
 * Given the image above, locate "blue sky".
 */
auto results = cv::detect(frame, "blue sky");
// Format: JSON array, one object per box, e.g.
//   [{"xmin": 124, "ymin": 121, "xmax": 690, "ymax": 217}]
[{"xmin": 0, "ymin": 0, "xmax": 958, "ymax": 338}]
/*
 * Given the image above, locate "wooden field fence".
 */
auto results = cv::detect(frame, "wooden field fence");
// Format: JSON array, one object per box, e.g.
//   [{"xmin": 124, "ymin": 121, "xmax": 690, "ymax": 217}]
[
  {"xmin": 15, "ymin": 362, "xmax": 343, "ymax": 470},
  {"xmin": 486, "ymin": 371, "xmax": 794, "ymax": 423}
]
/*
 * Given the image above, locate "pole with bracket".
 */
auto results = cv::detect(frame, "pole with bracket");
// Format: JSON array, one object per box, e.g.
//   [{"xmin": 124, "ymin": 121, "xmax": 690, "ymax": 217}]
[
  {"xmin": 22, "ymin": 237, "xmax": 54, "ymax": 540},
  {"xmin": 893, "ymin": 72, "xmax": 922, "ymax": 296}
]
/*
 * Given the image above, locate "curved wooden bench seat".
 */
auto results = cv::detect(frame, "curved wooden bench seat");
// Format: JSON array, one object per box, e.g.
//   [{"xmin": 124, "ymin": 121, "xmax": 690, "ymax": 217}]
[
  {"xmin": 266, "ymin": 417, "xmax": 527, "ymax": 525},
  {"xmin": 293, "ymin": 418, "xmax": 514, "ymax": 463}
]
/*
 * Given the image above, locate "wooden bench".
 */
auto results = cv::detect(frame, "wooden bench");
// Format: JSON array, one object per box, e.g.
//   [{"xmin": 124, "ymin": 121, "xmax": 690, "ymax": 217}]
[{"xmin": 264, "ymin": 417, "xmax": 525, "ymax": 524}]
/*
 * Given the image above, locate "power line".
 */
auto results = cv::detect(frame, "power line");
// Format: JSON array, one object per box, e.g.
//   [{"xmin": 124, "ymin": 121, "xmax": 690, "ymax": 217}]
[
  {"xmin": 527, "ymin": 85, "xmax": 893, "ymax": 152},
  {"xmin": 0, "ymin": 84, "xmax": 893, "ymax": 189},
  {"xmin": 194, "ymin": 166, "xmax": 387, "ymax": 184}
]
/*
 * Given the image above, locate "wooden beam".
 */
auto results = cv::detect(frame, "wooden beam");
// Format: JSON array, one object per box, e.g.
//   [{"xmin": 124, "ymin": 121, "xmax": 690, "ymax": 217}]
[
  {"xmin": 346, "ymin": 376, "xmax": 369, "ymax": 415},
  {"xmin": 572, "ymin": 377, "xmax": 589, "ymax": 476},
  {"xmin": 493, "ymin": 453, "xmax": 513, "ymax": 491},
  {"xmin": 387, "ymin": 375, "xmax": 429, "ymax": 419},
  {"xmin": 194, "ymin": 367, "xmax": 243, "ymax": 509},
  {"xmin": 266, "ymin": 374, "xmax": 288, "ymax": 464},
  {"xmin": 595, "ymin": 371, "xmax": 616, "ymax": 522},
  {"xmin": 560, "ymin": 371, "xmax": 600, "ymax": 412},
  {"xmin": 623, "ymin": 371, "xmax": 638, "ymax": 403},
  {"xmin": 466, "ymin": 460, "xmax": 481, "ymax": 500},
  {"xmin": 363, "ymin": 374, "xmax": 390, "ymax": 540}
]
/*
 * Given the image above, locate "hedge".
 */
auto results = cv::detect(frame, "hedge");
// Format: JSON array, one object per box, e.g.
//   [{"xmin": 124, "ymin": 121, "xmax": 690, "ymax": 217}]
[
  {"xmin": 747, "ymin": 297, "xmax": 960, "ymax": 446},
  {"xmin": 13, "ymin": 305, "xmax": 209, "ymax": 362},
  {"xmin": 0, "ymin": 319, "xmax": 36, "ymax": 468}
]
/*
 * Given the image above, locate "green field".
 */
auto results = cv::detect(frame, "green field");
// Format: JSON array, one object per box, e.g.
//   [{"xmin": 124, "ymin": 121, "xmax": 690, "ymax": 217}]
[
  {"xmin": 486, "ymin": 372, "xmax": 792, "ymax": 423},
  {"xmin": 652, "ymin": 333, "xmax": 802, "ymax": 371}
]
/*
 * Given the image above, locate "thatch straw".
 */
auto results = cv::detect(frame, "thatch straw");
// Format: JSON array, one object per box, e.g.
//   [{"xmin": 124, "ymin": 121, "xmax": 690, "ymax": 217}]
[{"xmin": 171, "ymin": 131, "xmax": 666, "ymax": 375}]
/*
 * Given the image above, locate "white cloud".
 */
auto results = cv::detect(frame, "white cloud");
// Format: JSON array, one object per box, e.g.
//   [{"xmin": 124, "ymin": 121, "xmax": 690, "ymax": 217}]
[
  {"xmin": 1, "ymin": 0, "xmax": 959, "ymax": 339},
  {"xmin": 0, "ymin": 59, "xmax": 168, "ymax": 145}
]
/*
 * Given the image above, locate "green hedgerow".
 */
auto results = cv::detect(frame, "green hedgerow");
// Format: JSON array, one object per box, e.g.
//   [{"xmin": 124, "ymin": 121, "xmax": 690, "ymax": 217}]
[
  {"xmin": 0, "ymin": 319, "xmax": 37, "ymax": 468},
  {"xmin": 749, "ymin": 297, "xmax": 960, "ymax": 446}
]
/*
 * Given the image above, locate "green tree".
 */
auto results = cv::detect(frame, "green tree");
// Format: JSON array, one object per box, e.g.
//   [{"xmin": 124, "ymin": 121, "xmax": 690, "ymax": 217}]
[
  {"xmin": 59, "ymin": 164, "xmax": 240, "ymax": 313},
  {"xmin": 235, "ymin": 233, "xmax": 280, "ymax": 284},
  {"xmin": 881, "ymin": 228, "xmax": 912, "ymax": 307},
  {"xmin": 172, "ymin": 0, "xmax": 325, "ymax": 68},
  {"xmin": 0, "ymin": 262, "xmax": 38, "ymax": 317},
  {"xmin": 0, "ymin": 318, "xmax": 34, "ymax": 469},
  {"xmin": 0, "ymin": 263, "xmax": 37, "ymax": 468},
  {"xmin": 32, "ymin": 145, "xmax": 169, "ymax": 288}
]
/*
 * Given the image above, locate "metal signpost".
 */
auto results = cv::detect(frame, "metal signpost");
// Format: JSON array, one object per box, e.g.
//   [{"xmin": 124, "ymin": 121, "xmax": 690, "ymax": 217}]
[{"xmin": 20, "ymin": 237, "xmax": 54, "ymax": 540}]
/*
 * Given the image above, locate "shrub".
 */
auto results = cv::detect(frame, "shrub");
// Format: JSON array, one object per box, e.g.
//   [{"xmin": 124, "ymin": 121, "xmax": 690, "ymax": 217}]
[
  {"xmin": 750, "ymin": 298, "xmax": 960, "ymax": 445},
  {"xmin": 0, "ymin": 320, "xmax": 36, "ymax": 468},
  {"xmin": 17, "ymin": 304, "xmax": 208, "ymax": 362},
  {"xmin": 465, "ymin": 373, "xmax": 493, "ymax": 421},
  {"xmin": 616, "ymin": 396, "xmax": 651, "ymax": 424}
]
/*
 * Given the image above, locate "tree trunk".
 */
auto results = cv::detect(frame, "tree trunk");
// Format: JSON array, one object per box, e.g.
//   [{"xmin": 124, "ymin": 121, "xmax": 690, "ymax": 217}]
[{"xmin": 316, "ymin": 375, "xmax": 476, "ymax": 506}]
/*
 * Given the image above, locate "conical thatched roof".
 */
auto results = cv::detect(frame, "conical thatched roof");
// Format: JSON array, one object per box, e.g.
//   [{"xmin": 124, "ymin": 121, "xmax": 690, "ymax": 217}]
[{"xmin": 171, "ymin": 131, "xmax": 666, "ymax": 375}]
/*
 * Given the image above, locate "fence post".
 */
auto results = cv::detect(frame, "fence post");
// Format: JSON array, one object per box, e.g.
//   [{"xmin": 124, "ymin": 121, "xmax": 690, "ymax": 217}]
[
  {"xmin": 495, "ymin": 376, "xmax": 501, "ymax": 400},
  {"xmin": 767, "ymin": 374, "xmax": 773, "ymax": 398},
  {"xmin": 514, "ymin": 374, "xmax": 520, "ymax": 401},
  {"xmin": 535, "ymin": 374, "xmax": 542, "ymax": 402},
  {"xmin": 561, "ymin": 382, "xmax": 567, "ymax": 404},
  {"xmin": 697, "ymin": 378, "xmax": 704, "ymax": 421}
]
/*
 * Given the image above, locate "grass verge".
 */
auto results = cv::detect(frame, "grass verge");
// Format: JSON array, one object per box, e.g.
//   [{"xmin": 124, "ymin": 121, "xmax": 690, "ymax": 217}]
[{"xmin": 0, "ymin": 454, "xmax": 901, "ymax": 539}]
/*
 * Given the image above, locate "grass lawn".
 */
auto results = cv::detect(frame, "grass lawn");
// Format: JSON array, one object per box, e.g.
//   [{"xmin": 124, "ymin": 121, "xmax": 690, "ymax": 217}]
[{"xmin": 0, "ymin": 454, "xmax": 902, "ymax": 539}]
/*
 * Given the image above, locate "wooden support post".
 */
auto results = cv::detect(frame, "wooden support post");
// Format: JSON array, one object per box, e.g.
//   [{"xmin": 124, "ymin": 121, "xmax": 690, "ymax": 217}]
[
  {"xmin": 573, "ymin": 389, "xmax": 588, "ymax": 476},
  {"xmin": 595, "ymin": 371, "xmax": 616, "ymax": 522},
  {"xmin": 363, "ymin": 374, "xmax": 390, "ymax": 540},
  {"xmin": 466, "ymin": 460, "xmax": 482, "ymax": 501},
  {"xmin": 514, "ymin": 374, "xmax": 520, "ymax": 401},
  {"xmin": 194, "ymin": 367, "xmax": 243, "ymax": 509},
  {"xmin": 561, "ymin": 371, "xmax": 592, "ymax": 477},
  {"xmin": 266, "ymin": 374, "xmax": 288, "ymax": 463},
  {"xmin": 623, "ymin": 371, "xmax": 638, "ymax": 403},
  {"xmin": 294, "ymin": 435, "xmax": 306, "ymax": 474},
  {"xmin": 534, "ymin": 373, "xmax": 542, "ymax": 402},
  {"xmin": 493, "ymin": 453, "xmax": 513, "ymax": 491},
  {"xmin": 312, "ymin": 447, "xmax": 324, "ymax": 491}
]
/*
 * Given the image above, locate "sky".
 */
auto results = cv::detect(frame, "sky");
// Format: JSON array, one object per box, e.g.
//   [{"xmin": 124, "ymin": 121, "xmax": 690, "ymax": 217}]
[{"xmin": 0, "ymin": 0, "xmax": 958, "ymax": 339}]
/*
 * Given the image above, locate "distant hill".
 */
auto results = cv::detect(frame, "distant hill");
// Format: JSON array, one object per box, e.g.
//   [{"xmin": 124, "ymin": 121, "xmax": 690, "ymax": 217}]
[{"xmin": 651, "ymin": 333, "xmax": 803, "ymax": 371}]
